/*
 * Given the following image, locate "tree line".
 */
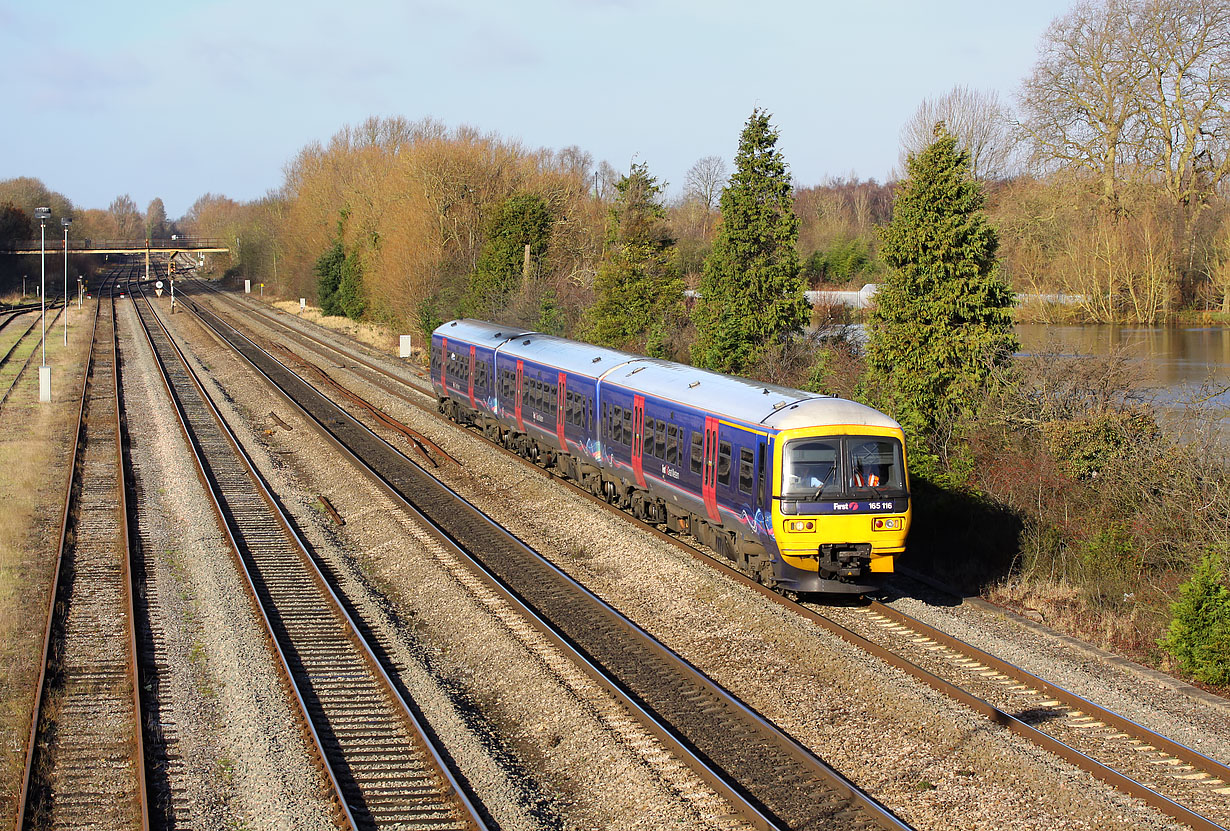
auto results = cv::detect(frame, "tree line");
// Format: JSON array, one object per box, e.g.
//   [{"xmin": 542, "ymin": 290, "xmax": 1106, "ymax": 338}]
[{"xmin": 1, "ymin": 0, "xmax": 1225, "ymax": 686}]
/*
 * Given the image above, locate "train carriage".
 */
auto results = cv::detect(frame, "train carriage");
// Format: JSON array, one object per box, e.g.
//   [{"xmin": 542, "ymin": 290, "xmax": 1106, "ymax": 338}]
[
  {"xmin": 432, "ymin": 319, "xmax": 911, "ymax": 595},
  {"xmin": 431, "ymin": 320, "xmax": 529, "ymax": 431}
]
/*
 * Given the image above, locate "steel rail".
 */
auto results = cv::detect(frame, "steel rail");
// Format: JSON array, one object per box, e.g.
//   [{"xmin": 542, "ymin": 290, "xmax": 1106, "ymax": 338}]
[
  {"xmin": 13, "ymin": 278, "xmax": 100, "ymax": 831},
  {"xmin": 132, "ymin": 281, "xmax": 486, "ymax": 831},
  {"xmin": 113, "ymin": 271, "xmax": 152, "ymax": 831},
  {"xmin": 187, "ymin": 284, "xmax": 1230, "ymax": 831},
  {"xmin": 15, "ymin": 269, "xmax": 148, "ymax": 830},
  {"xmin": 129, "ymin": 278, "xmax": 359, "ymax": 831},
  {"xmin": 181, "ymin": 291, "xmax": 914, "ymax": 831}
]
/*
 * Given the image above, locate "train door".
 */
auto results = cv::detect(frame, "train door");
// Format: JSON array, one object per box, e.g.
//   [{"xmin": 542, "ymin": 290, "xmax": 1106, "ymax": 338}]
[
  {"xmin": 702, "ymin": 416, "xmax": 720, "ymax": 522},
  {"xmin": 515, "ymin": 360, "xmax": 525, "ymax": 431},
  {"xmin": 467, "ymin": 345, "xmax": 476, "ymax": 408},
  {"xmin": 556, "ymin": 372, "xmax": 568, "ymax": 452},
  {"xmin": 757, "ymin": 440, "xmax": 768, "ymax": 533},
  {"xmin": 631, "ymin": 395, "xmax": 646, "ymax": 488},
  {"xmin": 441, "ymin": 338, "xmax": 449, "ymax": 395}
]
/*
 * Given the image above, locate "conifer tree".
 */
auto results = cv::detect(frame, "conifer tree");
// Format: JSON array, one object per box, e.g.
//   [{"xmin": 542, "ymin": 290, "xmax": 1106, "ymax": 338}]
[
  {"xmin": 692, "ymin": 109, "xmax": 808, "ymax": 373},
  {"xmin": 866, "ymin": 125, "xmax": 1017, "ymax": 470},
  {"xmin": 464, "ymin": 193, "xmax": 551, "ymax": 320},
  {"xmin": 314, "ymin": 237, "xmax": 345, "ymax": 316},
  {"xmin": 1160, "ymin": 549, "xmax": 1230, "ymax": 686},
  {"xmin": 583, "ymin": 162, "xmax": 683, "ymax": 353}
]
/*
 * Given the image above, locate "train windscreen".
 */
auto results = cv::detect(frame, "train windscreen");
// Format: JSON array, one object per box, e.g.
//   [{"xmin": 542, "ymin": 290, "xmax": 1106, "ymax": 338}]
[{"xmin": 781, "ymin": 437, "xmax": 906, "ymax": 499}]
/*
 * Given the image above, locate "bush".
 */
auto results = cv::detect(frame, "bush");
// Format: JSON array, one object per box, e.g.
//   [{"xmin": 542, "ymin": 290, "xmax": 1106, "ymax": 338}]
[
  {"xmin": 1040, "ymin": 408, "xmax": 1158, "ymax": 479},
  {"xmin": 1160, "ymin": 548, "xmax": 1230, "ymax": 686},
  {"xmin": 801, "ymin": 235, "xmax": 875, "ymax": 286}
]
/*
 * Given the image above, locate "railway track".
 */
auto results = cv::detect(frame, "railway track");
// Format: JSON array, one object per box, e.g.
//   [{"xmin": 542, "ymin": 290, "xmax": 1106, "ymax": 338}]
[
  {"xmin": 0, "ymin": 304, "xmax": 66, "ymax": 411},
  {"xmin": 177, "ymin": 286, "xmax": 914, "ymax": 830},
  {"xmin": 185, "ymin": 282, "xmax": 1230, "ymax": 831},
  {"xmin": 129, "ymin": 278, "xmax": 485, "ymax": 830},
  {"xmin": 17, "ymin": 271, "xmax": 148, "ymax": 830}
]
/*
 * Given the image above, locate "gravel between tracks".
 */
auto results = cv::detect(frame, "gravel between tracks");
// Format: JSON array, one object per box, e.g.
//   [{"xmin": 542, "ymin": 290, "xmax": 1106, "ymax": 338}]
[
  {"xmin": 118, "ymin": 299, "xmax": 335, "ymax": 831},
  {"xmin": 165, "ymin": 297, "xmax": 752, "ymax": 831},
  {"xmin": 202, "ymin": 292, "xmax": 1211, "ymax": 830}
]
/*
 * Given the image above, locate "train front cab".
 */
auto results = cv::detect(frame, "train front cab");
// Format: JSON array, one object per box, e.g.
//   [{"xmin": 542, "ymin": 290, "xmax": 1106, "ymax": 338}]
[{"xmin": 769, "ymin": 424, "xmax": 910, "ymax": 594}]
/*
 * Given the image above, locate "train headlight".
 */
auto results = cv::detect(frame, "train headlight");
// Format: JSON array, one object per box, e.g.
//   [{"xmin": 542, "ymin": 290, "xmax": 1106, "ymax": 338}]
[
  {"xmin": 873, "ymin": 517, "xmax": 903, "ymax": 531},
  {"xmin": 787, "ymin": 520, "xmax": 816, "ymax": 533}
]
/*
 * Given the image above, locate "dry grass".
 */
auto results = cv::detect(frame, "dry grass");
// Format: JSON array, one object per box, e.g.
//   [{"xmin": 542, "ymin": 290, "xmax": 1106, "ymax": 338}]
[
  {"xmin": 0, "ymin": 307, "xmax": 93, "ymax": 826},
  {"xmin": 987, "ymin": 576, "xmax": 1174, "ymax": 670},
  {"xmin": 267, "ymin": 298, "xmax": 404, "ymax": 358}
]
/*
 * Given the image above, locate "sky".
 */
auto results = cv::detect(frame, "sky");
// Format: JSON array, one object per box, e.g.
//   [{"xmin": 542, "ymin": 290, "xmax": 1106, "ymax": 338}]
[{"xmin": 1, "ymin": 0, "xmax": 1074, "ymax": 219}]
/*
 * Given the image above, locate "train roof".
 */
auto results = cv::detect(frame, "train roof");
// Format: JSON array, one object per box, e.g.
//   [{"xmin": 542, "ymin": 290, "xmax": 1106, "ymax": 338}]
[
  {"xmin": 434, "ymin": 319, "xmax": 533, "ymax": 350},
  {"xmin": 497, "ymin": 332, "xmax": 641, "ymax": 379},
  {"xmin": 601, "ymin": 359, "xmax": 901, "ymax": 431}
]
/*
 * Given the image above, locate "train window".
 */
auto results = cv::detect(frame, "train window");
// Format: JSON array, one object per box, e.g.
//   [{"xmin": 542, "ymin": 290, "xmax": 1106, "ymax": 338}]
[
  {"xmin": 612, "ymin": 406, "xmax": 624, "ymax": 444},
  {"xmin": 653, "ymin": 420, "xmax": 665, "ymax": 459},
  {"xmin": 717, "ymin": 441, "xmax": 732, "ymax": 487},
  {"xmin": 757, "ymin": 442, "xmax": 766, "ymax": 504},
  {"xmin": 848, "ymin": 438, "xmax": 906, "ymax": 493},
  {"xmin": 738, "ymin": 447, "xmax": 754, "ymax": 494},
  {"xmin": 666, "ymin": 424, "xmax": 679, "ymax": 465},
  {"xmin": 623, "ymin": 408, "xmax": 633, "ymax": 445},
  {"xmin": 565, "ymin": 391, "xmax": 575, "ymax": 425},
  {"xmin": 782, "ymin": 438, "xmax": 841, "ymax": 498},
  {"xmin": 690, "ymin": 431, "xmax": 703, "ymax": 475}
]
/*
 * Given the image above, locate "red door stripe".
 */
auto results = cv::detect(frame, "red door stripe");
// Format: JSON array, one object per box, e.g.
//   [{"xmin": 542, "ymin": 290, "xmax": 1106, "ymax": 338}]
[
  {"xmin": 515, "ymin": 360, "xmax": 524, "ymax": 432},
  {"xmin": 703, "ymin": 416, "xmax": 720, "ymax": 523},
  {"xmin": 632, "ymin": 395, "xmax": 646, "ymax": 488},
  {"xmin": 556, "ymin": 372, "xmax": 568, "ymax": 452}
]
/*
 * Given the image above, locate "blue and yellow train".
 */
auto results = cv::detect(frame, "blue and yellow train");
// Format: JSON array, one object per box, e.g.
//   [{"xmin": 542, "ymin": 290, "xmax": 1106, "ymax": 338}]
[{"xmin": 431, "ymin": 319, "xmax": 910, "ymax": 594}]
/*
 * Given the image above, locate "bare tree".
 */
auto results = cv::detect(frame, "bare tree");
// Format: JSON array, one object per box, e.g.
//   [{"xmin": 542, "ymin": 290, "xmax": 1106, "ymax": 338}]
[
  {"xmin": 145, "ymin": 197, "xmax": 168, "ymax": 239},
  {"xmin": 1125, "ymin": 0, "xmax": 1230, "ymax": 207},
  {"xmin": 684, "ymin": 155, "xmax": 728, "ymax": 210},
  {"xmin": 109, "ymin": 194, "xmax": 142, "ymax": 239},
  {"xmin": 1017, "ymin": 0, "xmax": 1141, "ymax": 203},
  {"xmin": 900, "ymin": 85, "xmax": 1017, "ymax": 180},
  {"xmin": 1019, "ymin": 0, "xmax": 1230, "ymax": 207}
]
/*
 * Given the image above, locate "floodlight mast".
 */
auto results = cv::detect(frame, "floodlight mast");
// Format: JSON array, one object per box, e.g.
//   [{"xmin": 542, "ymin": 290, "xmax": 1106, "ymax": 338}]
[
  {"xmin": 62, "ymin": 217, "xmax": 71, "ymax": 345},
  {"xmin": 34, "ymin": 207, "xmax": 50, "ymax": 366}
]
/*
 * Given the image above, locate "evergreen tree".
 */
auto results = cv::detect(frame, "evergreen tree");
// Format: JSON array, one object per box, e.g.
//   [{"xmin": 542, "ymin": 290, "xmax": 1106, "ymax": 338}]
[
  {"xmin": 583, "ymin": 162, "xmax": 684, "ymax": 352},
  {"xmin": 464, "ymin": 193, "xmax": 551, "ymax": 319},
  {"xmin": 692, "ymin": 109, "xmax": 808, "ymax": 373},
  {"xmin": 314, "ymin": 238, "xmax": 345, "ymax": 316},
  {"xmin": 336, "ymin": 246, "xmax": 366, "ymax": 320},
  {"xmin": 866, "ymin": 125, "xmax": 1017, "ymax": 472},
  {"xmin": 1160, "ymin": 549, "xmax": 1230, "ymax": 686}
]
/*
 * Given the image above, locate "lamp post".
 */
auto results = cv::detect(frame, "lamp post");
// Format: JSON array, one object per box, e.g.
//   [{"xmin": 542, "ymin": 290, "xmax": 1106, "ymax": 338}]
[
  {"xmin": 62, "ymin": 217, "xmax": 71, "ymax": 345},
  {"xmin": 34, "ymin": 207, "xmax": 51, "ymax": 402}
]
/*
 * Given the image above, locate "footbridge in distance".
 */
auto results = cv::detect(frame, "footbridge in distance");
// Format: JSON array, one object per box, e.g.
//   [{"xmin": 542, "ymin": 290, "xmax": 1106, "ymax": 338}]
[{"xmin": 3, "ymin": 236, "xmax": 230, "ymax": 278}]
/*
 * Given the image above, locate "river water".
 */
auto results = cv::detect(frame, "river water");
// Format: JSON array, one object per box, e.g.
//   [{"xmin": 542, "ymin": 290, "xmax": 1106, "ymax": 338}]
[{"xmin": 1014, "ymin": 324, "xmax": 1230, "ymax": 436}]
